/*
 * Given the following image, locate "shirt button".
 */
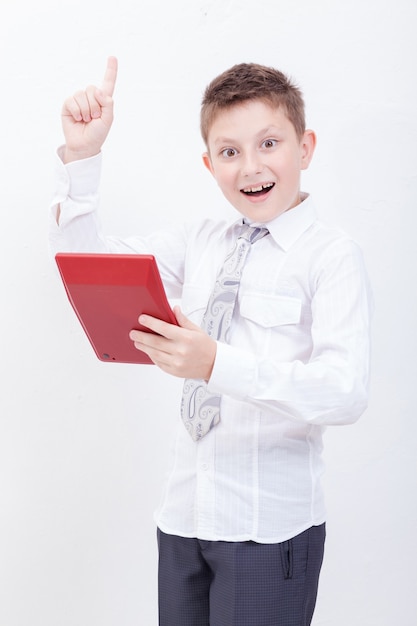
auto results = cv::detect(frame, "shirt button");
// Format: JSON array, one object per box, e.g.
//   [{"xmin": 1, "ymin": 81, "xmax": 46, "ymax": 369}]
[{"xmin": 201, "ymin": 463, "xmax": 209, "ymax": 471}]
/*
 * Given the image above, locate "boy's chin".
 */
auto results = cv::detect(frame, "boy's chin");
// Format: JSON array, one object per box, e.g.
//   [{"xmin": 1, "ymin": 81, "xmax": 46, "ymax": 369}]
[{"xmin": 235, "ymin": 205, "xmax": 288, "ymax": 224}]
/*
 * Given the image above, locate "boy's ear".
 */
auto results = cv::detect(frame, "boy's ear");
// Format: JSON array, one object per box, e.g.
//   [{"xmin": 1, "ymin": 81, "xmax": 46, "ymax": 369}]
[
  {"xmin": 202, "ymin": 152, "xmax": 214, "ymax": 175},
  {"xmin": 300, "ymin": 129, "xmax": 317, "ymax": 170}
]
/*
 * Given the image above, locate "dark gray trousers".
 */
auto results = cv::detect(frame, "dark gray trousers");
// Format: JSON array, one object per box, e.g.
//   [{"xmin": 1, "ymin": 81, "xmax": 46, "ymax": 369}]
[{"xmin": 157, "ymin": 523, "xmax": 325, "ymax": 626}]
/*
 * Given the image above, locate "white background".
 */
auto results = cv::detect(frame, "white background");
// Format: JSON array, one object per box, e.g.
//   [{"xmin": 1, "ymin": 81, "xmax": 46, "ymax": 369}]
[{"xmin": 1, "ymin": 0, "xmax": 416, "ymax": 624}]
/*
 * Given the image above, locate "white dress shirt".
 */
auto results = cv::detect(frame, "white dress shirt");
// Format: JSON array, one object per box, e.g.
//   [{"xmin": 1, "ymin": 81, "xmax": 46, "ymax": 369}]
[{"xmin": 50, "ymin": 150, "xmax": 373, "ymax": 543}]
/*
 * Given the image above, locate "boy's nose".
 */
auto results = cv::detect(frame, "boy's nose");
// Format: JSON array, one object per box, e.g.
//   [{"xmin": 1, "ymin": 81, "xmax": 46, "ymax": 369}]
[{"xmin": 241, "ymin": 152, "xmax": 263, "ymax": 177}]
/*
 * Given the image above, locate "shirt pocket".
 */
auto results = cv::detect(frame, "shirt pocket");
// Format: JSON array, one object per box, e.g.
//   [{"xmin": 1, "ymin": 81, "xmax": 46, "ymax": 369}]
[{"xmin": 240, "ymin": 293, "xmax": 302, "ymax": 328}]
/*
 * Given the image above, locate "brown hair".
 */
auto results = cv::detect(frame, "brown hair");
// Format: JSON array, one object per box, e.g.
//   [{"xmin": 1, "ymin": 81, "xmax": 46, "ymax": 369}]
[{"xmin": 200, "ymin": 63, "xmax": 305, "ymax": 145}]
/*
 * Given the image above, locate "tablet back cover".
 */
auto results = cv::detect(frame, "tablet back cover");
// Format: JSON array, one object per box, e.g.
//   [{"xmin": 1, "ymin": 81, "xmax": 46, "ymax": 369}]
[{"xmin": 55, "ymin": 253, "xmax": 177, "ymax": 364}]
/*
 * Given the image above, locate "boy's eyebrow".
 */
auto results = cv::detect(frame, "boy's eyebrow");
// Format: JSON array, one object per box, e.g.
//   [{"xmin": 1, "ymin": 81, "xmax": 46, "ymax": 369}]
[
  {"xmin": 211, "ymin": 126, "xmax": 283, "ymax": 147},
  {"xmin": 211, "ymin": 136, "xmax": 237, "ymax": 147}
]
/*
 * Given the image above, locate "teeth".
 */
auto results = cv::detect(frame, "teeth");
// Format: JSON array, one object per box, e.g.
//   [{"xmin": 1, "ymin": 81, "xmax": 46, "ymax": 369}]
[{"xmin": 243, "ymin": 183, "xmax": 274, "ymax": 193}]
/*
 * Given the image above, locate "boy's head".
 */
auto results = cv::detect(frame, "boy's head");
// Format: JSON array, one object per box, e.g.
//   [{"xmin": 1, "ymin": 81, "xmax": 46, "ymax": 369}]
[
  {"xmin": 200, "ymin": 63, "xmax": 316, "ymax": 224},
  {"xmin": 200, "ymin": 63, "xmax": 305, "ymax": 146}
]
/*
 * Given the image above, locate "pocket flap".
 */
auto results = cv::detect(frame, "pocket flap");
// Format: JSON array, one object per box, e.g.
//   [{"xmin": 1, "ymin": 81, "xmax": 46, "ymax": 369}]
[{"xmin": 240, "ymin": 294, "xmax": 302, "ymax": 327}]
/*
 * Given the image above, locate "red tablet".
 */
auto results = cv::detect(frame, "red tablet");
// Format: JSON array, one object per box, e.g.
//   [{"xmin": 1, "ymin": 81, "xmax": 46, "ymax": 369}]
[{"xmin": 55, "ymin": 252, "xmax": 178, "ymax": 364}]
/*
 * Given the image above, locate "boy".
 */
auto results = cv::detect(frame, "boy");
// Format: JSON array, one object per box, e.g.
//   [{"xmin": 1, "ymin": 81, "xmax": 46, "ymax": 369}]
[{"xmin": 50, "ymin": 57, "xmax": 372, "ymax": 625}]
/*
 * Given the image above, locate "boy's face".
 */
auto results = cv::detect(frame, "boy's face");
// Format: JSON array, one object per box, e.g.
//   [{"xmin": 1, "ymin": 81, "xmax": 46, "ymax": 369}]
[{"xmin": 203, "ymin": 100, "xmax": 316, "ymax": 223}]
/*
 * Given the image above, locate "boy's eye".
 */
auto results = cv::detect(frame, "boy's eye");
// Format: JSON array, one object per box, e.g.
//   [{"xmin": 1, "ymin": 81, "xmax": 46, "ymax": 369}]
[
  {"xmin": 221, "ymin": 148, "xmax": 237, "ymax": 158},
  {"xmin": 262, "ymin": 139, "xmax": 277, "ymax": 149}
]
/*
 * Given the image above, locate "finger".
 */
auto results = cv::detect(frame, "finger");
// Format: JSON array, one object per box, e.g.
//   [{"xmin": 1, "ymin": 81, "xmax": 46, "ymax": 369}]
[
  {"xmin": 129, "ymin": 331, "xmax": 172, "ymax": 362},
  {"xmin": 70, "ymin": 85, "xmax": 103, "ymax": 122},
  {"xmin": 85, "ymin": 85, "xmax": 102, "ymax": 119},
  {"xmin": 102, "ymin": 56, "xmax": 118, "ymax": 97},
  {"xmin": 72, "ymin": 89, "xmax": 94, "ymax": 122},
  {"xmin": 62, "ymin": 95, "xmax": 83, "ymax": 122},
  {"xmin": 134, "ymin": 342, "xmax": 173, "ymax": 372},
  {"xmin": 129, "ymin": 329, "xmax": 149, "ymax": 344},
  {"xmin": 138, "ymin": 314, "xmax": 176, "ymax": 338}
]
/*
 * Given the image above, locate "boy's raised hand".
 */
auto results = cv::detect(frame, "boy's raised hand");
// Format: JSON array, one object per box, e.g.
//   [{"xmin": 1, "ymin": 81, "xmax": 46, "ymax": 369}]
[{"xmin": 61, "ymin": 57, "xmax": 118, "ymax": 163}]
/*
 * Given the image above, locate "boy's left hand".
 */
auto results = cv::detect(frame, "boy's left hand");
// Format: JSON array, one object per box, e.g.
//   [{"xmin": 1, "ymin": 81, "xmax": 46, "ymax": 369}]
[{"xmin": 129, "ymin": 306, "xmax": 217, "ymax": 380}]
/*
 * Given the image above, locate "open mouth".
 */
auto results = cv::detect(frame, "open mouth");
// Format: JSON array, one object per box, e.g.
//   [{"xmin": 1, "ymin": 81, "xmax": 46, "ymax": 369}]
[{"xmin": 241, "ymin": 182, "xmax": 275, "ymax": 197}]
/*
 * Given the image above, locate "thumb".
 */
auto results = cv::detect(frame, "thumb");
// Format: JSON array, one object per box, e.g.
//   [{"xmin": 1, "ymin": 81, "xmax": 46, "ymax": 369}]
[
  {"xmin": 173, "ymin": 306, "xmax": 200, "ymax": 330},
  {"xmin": 95, "ymin": 88, "xmax": 114, "ymax": 109},
  {"xmin": 94, "ymin": 88, "xmax": 115, "ymax": 129}
]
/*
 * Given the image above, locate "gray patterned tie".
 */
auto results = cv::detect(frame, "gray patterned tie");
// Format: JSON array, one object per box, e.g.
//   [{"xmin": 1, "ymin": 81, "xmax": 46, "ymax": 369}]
[{"xmin": 181, "ymin": 224, "xmax": 269, "ymax": 441}]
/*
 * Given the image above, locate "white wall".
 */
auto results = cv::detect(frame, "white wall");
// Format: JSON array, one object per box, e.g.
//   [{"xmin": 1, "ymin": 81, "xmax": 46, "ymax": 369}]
[{"xmin": 1, "ymin": 0, "xmax": 416, "ymax": 624}]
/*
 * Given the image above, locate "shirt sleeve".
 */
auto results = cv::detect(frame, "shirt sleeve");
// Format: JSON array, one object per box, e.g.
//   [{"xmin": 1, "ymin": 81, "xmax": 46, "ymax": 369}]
[
  {"xmin": 207, "ymin": 238, "xmax": 373, "ymax": 426},
  {"xmin": 48, "ymin": 148, "xmax": 188, "ymax": 299},
  {"xmin": 49, "ymin": 147, "xmax": 160, "ymax": 255},
  {"xmin": 49, "ymin": 148, "xmax": 116, "ymax": 254}
]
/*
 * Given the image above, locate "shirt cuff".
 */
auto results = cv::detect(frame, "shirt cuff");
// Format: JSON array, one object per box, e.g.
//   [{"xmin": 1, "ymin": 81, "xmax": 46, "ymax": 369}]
[
  {"xmin": 207, "ymin": 341, "xmax": 257, "ymax": 400},
  {"xmin": 50, "ymin": 146, "xmax": 102, "ymax": 227}
]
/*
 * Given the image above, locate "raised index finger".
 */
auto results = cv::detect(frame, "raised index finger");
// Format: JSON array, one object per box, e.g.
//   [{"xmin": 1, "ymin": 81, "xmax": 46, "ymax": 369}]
[{"xmin": 102, "ymin": 56, "xmax": 118, "ymax": 97}]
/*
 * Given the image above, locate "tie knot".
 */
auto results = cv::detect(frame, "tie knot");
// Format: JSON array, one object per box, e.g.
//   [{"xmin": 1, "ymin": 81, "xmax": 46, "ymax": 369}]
[{"xmin": 239, "ymin": 224, "xmax": 269, "ymax": 244}]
